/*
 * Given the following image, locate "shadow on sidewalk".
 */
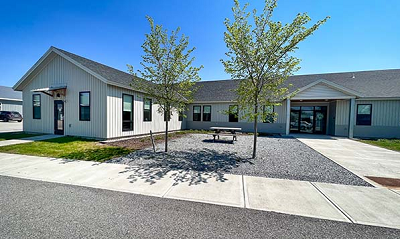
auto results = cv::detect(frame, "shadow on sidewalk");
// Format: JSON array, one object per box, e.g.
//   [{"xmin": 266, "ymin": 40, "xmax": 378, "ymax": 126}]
[{"xmin": 118, "ymin": 148, "xmax": 251, "ymax": 186}]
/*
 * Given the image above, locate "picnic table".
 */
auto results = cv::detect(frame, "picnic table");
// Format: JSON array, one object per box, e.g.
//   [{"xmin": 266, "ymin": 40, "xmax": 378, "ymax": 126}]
[{"xmin": 209, "ymin": 127, "xmax": 242, "ymax": 142}]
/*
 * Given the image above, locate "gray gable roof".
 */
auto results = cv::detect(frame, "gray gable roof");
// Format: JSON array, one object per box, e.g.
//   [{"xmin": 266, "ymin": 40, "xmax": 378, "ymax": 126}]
[
  {"xmin": 0, "ymin": 85, "xmax": 22, "ymax": 100},
  {"xmin": 194, "ymin": 69, "xmax": 400, "ymax": 101},
  {"xmin": 53, "ymin": 47, "xmax": 400, "ymax": 101},
  {"xmin": 54, "ymin": 47, "xmax": 141, "ymax": 89}
]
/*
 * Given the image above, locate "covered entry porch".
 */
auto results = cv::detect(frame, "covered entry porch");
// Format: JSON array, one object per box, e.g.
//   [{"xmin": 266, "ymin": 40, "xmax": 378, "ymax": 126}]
[{"xmin": 284, "ymin": 80, "xmax": 361, "ymax": 137}]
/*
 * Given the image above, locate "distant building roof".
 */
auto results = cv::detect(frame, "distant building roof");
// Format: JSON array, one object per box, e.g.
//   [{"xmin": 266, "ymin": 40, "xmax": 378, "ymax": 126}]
[{"xmin": 0, "ymin": 85, "xmax": 22, "ymax": 101}]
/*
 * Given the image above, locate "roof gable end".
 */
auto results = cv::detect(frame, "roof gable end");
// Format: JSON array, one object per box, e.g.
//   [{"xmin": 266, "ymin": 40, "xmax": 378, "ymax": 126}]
[
  {"xmin": 291, "ymin": 79, "xmax": 362, "ymax": 100},
  {"xmin": 13, "ymin": 47, "xmax": 108, "ymax": 91}
]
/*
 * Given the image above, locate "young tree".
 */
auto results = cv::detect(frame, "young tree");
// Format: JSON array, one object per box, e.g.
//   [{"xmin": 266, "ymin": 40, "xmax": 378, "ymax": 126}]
[
  {"xmin": 222, "ymin": 0, "xmax": 329, "ymax": 159},
  {"xmin": 128, "ymin": 16, "xmax": 202, "ymax": 152}
]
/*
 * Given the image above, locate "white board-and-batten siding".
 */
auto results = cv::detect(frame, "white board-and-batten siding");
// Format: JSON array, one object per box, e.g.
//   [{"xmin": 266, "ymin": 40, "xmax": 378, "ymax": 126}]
[
  {"xmin": 335, "ymin": 99, "xmax": 400, "ymax": 127},
  {"xmin": 0, "ymin": 100, "xmax": 23, "ymax": 113},
  {"xmin": 22, "ymin": 55, "xmax": 107, "ymax": 138},
  {"xmin": 293, "ymin": 84, "xmax": 351, "ymax": 100},
  {"xmin": 106, "ymin": 85, "xmax": 184, "ymax": 138}
]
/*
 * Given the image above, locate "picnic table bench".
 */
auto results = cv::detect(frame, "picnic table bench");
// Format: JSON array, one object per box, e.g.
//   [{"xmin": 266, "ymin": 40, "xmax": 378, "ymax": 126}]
[{"xmin": 209, "ymin": 127, "xmax": 242, "ymax": 142}]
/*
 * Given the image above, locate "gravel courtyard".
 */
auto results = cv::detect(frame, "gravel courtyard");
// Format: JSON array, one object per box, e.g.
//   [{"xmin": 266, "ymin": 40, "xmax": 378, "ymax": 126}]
[{"xmin": 110, "ymin": 134, "xmax": 370, "ymax": 186}]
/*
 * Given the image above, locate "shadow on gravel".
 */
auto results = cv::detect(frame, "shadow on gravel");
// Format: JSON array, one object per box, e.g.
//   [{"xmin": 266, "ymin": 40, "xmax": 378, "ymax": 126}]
[{"xmin": 118, "ymin": 148, "xmax": 250, "ymax": 185}]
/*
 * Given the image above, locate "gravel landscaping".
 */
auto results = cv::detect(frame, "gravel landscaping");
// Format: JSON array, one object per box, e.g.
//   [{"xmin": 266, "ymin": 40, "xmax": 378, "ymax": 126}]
[{"xmin": 109, "ymin": 134, "xmax": 371, "ymax": 186}]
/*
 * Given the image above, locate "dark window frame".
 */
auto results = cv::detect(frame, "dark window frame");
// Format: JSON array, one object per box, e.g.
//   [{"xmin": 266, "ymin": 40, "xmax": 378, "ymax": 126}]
[
  {"xmin": 229, "ymin": 105, "xmax": 239, "ymax": 122},
  {"xmin": 32, "ymin": 94, "xmax": 41, "ymax": 119},
  {"xmin": 79, "ymin": 91, "xmax": 90, "ymax": 121},
  {"xmin": 356, "ymin": 104, "xmax": 372, "ymax": 126},
  {"xmin": 122, "ymin": 94, "xmax": 134, "ymax": 131},
  {"xmin": 263, "ymin": 105, "xmax": 275, "ymax": 123},
  {"xmin": 143, "ymin": 98, "xmax": 152, "ymax": 122},
  {"xmin": 193, "ymin": 105, "xmax": 201, "ymax": 121},
  {"xmin": 203, "ymin": 105, "xmax": 211, "ymax": 122}
]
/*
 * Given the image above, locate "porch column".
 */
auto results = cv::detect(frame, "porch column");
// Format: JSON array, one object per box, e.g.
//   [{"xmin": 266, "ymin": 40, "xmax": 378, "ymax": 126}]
[
  {"xmin": 285, "ymin": 98, "xmax": 291, "ymax": 135},
  {"xmin": 348, "ymin": 98, "xmax": 355, "ymax": 138}
]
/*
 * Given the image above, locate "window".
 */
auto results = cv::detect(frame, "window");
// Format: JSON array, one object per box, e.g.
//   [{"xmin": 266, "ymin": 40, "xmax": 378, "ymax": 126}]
[
  {"xmin": 203, "ymin": 105, "xmax": 211, "ymax": 121},
  {"xmin": 143, "ymin": 98, "xmax": 152, "ymax": 122},
  {"xmin": 263, "ymin": 105, "xmax": 274, "ymax": 123},
  {"xmin": 193, "ymin": 105, "xmax": 201, "ymax": 121},
  {"xmin": 356, "ymin": 104, "xmax": 372, "ymax": 126},
  {"xmin": 229, "ymin": 105, "xmax": 239, "ymax": 122},
  {"xmin": 33, "ymin": 94, "xmax": 41, "ymax": 119},
  {"xmin": 178, "ymin": 110, "xmax": 184, "ymax": 121},
  {"xmin": 79, "ymin": 92, "xmax": 90, "ymax": 121},
  {"xmin": 122, "ymin": 94, "xmax": 133, "ymax": 131}
]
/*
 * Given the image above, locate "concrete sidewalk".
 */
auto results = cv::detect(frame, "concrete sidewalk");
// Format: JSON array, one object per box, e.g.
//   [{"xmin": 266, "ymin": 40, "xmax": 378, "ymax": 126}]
[
  {"xmin": 295, "ymin": 134, "xmax": 400, "ymax": 187},
  {"xmin": 0, "ymin": 134, "xmax": 63, "ymax": 147},
  {"xmin": 0, "ymin": 152, "xmax": 400, "ymax": 230}
]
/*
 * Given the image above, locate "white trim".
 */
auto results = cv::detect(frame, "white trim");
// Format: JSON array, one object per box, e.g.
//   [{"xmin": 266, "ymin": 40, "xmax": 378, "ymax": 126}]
[
  {"xmin": 356, "ymin": 97, "xmax": 400, "ymax": 101},
  {"xmin": 348, "ymin": 98, "xmax": 355, "ymax": 138},
  {"xmin": 291, "ymin": 79, "xmax": 362, "ymax": 99},
  {"xmin": 0, "ymin": 98, "xmax": 22, "ymax": 102},
  {"xmin": 285, "ymin": 98, "xmax": 290, "ymax": 135},
  {"xmin": 293, "ymin": 96, "xmax": 356, "ymax": 100}
]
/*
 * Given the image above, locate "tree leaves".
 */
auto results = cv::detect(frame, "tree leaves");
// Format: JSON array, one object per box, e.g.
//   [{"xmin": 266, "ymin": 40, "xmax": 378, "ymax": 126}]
[{"xmin": 128, "ymin": 16, "xmax": 203, "ymax": 116}]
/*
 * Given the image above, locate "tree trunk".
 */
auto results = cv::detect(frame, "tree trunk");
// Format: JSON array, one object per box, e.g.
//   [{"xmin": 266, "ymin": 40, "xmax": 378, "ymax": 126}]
[
  {"xmin": 252, "ymin": 104, "xmax": 258, "ymax": 159},
  {"xmin": 165, "ymin": 113, "xmax": 169, "ymax": 153}
]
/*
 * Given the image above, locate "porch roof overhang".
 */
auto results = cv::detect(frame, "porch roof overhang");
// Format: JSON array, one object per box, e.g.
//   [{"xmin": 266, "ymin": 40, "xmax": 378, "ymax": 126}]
[{"xmin": 31, "ymin": 84, "xmax": 67, "ymax": 97}]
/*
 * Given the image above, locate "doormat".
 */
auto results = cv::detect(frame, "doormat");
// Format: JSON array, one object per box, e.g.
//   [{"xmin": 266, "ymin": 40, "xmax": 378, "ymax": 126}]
[{"xmin": 366, "ymin": 176, "xmax": 400, "ymax": 189}]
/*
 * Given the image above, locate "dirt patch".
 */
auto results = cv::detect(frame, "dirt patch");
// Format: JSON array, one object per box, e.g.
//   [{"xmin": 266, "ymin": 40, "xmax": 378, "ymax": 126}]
[
  {"xmin": 366, "ymin": 176, "xmax": 400, "ymax": 189},
  {"xmin": 104, "ymin": 132, "xmax": 189, "ymax": 150}
]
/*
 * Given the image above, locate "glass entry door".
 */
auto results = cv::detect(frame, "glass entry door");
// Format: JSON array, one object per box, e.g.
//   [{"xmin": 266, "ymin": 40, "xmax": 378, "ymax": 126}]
[
  {"xmin": 290, "ymin": 106, "xmax": 327, "ymax": 134},
  {"xmin": 54, "ymin": 100, "xmax": 64, "ymax": 135}
]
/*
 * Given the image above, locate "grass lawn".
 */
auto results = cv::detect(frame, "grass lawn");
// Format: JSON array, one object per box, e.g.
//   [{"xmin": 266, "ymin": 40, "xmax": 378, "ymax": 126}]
[
  {"xmin": 0, "ymin": 136, "xmax": 133, "ymax": 162},
  {"xmin": 360, "ymin": 139, "xmax": 400, "ymax": 152},
  {"xmin": 0, "ymin": 132, "xmax": 43, "ymax": 141}
]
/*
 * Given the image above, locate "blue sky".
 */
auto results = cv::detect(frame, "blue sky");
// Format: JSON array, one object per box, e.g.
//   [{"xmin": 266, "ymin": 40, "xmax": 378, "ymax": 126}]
[{"xmin": 1, "ymin": 0, "xmax": 400, "ymax": 87}]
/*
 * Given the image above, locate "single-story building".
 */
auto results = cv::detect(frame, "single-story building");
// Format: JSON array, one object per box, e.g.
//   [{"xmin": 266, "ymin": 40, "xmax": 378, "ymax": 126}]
[
  {"xmin": 13, "ymin": 47, "xmax": 400, "ymax": 139},
  {"xmin": 0, "ymin": 85, "xmax": 23, "ymax": 114}
]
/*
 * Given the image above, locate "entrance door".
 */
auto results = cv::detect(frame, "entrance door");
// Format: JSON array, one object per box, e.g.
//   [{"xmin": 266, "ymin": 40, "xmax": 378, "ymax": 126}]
[
  {"xmin": 300, "ymin": 107, "xmax": 314, "ymax": 133},
  {"xmin": 290, "ymin": 106, "xmax": 327, "ymax": 134},
  {"xmin": 54, "ymin": 100, "xmax": 64, "ymax": 135},
  {"xmin": 314, "ymin": 107, "xmax": 327, "ymax": 134}
]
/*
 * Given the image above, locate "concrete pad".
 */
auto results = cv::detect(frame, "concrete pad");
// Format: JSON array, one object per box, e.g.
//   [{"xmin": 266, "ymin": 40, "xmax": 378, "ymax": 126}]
[
  {"xmin": 0, "ymin": 139, "xmax": 33, "ymax": 147},
  {"xmin": 0, "ymin": 134, "xmax": 63, "ymax": 147},
  {"xmin": 0, "ymin": 122, "xmax": 22, "ymax": 133},
  {"xmin": 244, "ymin": 176, "xmax": 349, "ymax": 222},
  {"xmin": 61, "ymin": 163, "xmax": 127, "ymax": 186},
  {"xmin": 0, "ymin": 156, "xmax": 51, "ymax": 173},
  {"xmin": 165, "ymin": 173, "xmax": 244, "ymax": 208},
  {"xmin": 15, "ymin": 160, "xmax": 103, "ymax": 182},
  {"xmin": 314, "ymin": 182, "xmax": 400, "ymax": 229},
  {"xmin": 0, "ymin": 153, "xmax": 26, "ymax": 162},
  {"xmin": 99, "ymin": 169, "xmax": 177, "ymax": 197},
  {"xmin": 297, "ymin": 136, "xmax": 400, "ymax": 180}
]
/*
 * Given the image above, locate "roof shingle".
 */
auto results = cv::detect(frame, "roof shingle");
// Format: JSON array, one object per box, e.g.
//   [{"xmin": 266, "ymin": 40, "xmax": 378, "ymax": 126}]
[{"xmin": 53, "ymin": 48, "xmax": 400, "ymax": 101}]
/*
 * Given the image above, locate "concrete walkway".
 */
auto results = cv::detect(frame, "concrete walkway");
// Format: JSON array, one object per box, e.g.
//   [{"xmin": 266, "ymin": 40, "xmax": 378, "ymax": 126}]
[
  {"xmin": 0, "ymin": 134, "xmax": 63, "ymax": 147},
  {"xmin": 1, "ymin": 152, "xmax": 400, "ymax": 230},
  {"xmin": 295, "ymin": 134, "xmax": 400, "ymax": 187}
]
